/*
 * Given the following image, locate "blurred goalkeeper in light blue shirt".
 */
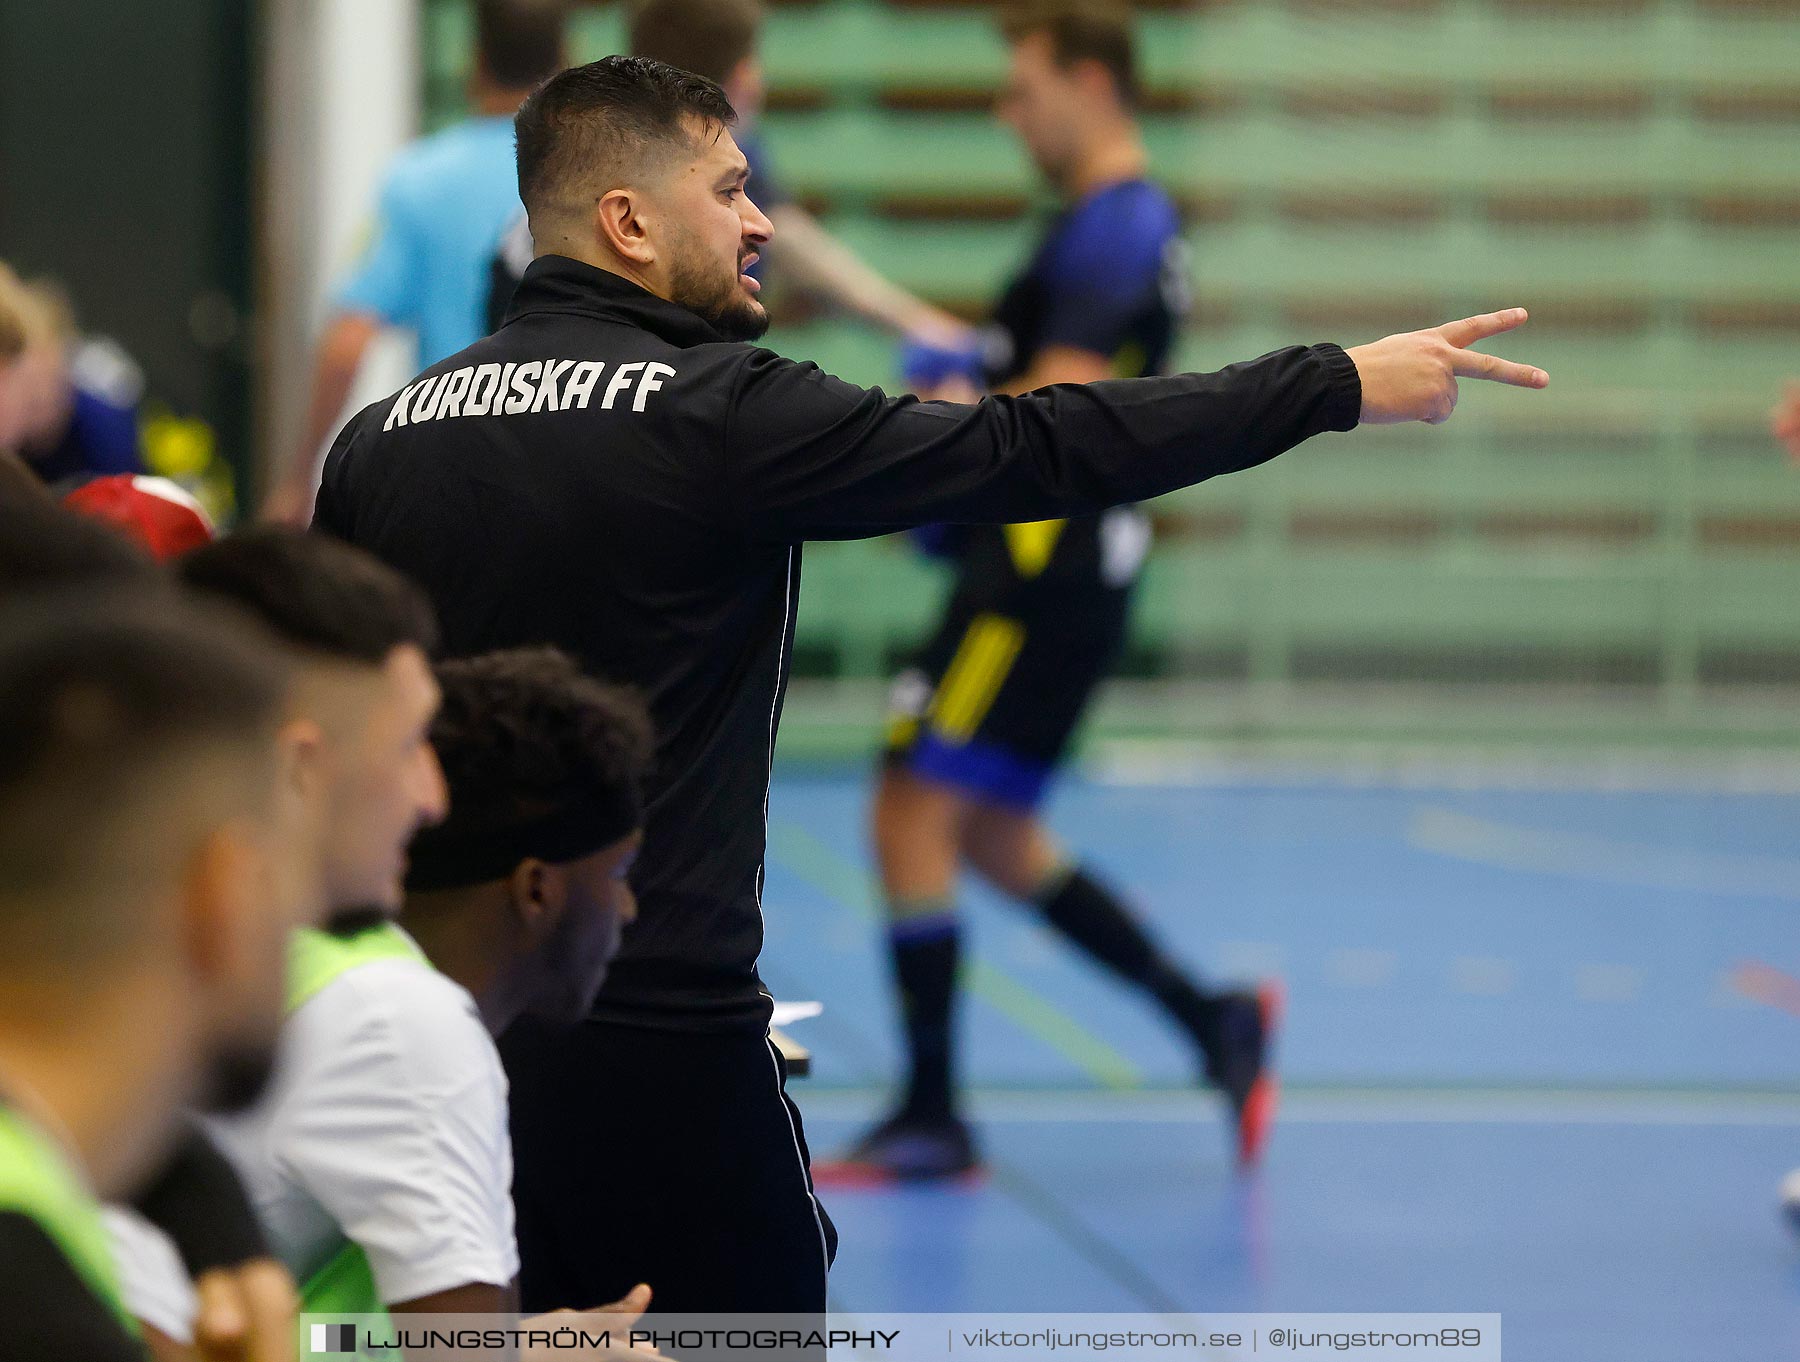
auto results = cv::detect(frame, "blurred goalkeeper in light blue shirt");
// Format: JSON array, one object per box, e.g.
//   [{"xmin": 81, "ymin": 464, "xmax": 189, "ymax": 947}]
[{"xmin": 265, "ymin": 0, "xmax": 567, "ymax": 523}]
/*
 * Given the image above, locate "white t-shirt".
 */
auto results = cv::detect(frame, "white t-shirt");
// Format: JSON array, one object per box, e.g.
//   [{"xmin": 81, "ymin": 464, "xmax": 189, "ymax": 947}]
[{"xmin": 108, "ymin": 948, "xmax": 517, "ymax": 1339}]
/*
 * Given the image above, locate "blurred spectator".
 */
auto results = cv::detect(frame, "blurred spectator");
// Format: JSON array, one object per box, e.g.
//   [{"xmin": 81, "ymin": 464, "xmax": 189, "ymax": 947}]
[
  {"xmin": 265, "ymin": 0, "xmax": 570, "ymax": 524},
  {"xmin": 0, "ymin": 263, "xmax": 37, "ymax": 457},
  {"xmin": 9, "ymin": 278, "xmax": 145, "ymax": 485},
  {"xmin": 0, "ymin": 278, "xmax": 214, "ymax": 563},
  {"xmin": 0, "ymin": 265, "xmax": 25, "ymax": 368},
  {"xmin": 0, "ymin": 263, "xmax": 42, "ymax": 500}
]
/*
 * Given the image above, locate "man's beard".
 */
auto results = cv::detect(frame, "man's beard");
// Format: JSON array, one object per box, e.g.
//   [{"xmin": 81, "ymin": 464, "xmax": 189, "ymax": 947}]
[{"xmin": 667, "ymin": 231, "xmax": 769, "ymax": 341}]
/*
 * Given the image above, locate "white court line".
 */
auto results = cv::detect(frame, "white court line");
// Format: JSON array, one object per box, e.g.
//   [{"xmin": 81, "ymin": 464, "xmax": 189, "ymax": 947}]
[
  {"xmin": 1407, "ymin": 805, "xmax": 1800, "ymax": 900},
  {"xmin": 1448, "ymin": 955, "xmax": 1518, "ymax": 996},
  {"xmin": 1325, "ymin": 948, "xmax": 1400, "ymax": 989},
  {"xmin": 797, "ymin": 1087, "xmax": 1800, "ymax": 1127},
  {"xmin": 1574, "ymin": 962, "xmax": 1646, "ymax": 1003},
  {"xmin": 1087, "ymin": 744, "xmax": 1800, "ymax": 795}
]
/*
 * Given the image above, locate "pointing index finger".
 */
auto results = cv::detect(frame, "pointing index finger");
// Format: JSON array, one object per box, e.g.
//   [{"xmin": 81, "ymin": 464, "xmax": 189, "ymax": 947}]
[{"xmin": 1436, "ymin": 307, "xmax": 1529, "ymax": 349}]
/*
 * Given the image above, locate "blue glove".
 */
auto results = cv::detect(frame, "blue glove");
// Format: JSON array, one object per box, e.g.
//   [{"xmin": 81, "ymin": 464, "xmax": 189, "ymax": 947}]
[{"xmin": 899, "ymin": 338, "xmax": 986, "ymax": 392}]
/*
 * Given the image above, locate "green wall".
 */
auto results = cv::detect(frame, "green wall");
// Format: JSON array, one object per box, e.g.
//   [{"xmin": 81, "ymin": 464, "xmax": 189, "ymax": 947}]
[{"xmin": 426, "ymin": 0, "xmax": 1800, "ymax": 727}]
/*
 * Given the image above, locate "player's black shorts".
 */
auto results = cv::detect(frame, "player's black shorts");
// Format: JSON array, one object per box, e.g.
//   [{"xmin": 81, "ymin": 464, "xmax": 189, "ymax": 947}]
[{"xmin": 883, "ymin": 507, "xmax": 1150, "ymax": 810}]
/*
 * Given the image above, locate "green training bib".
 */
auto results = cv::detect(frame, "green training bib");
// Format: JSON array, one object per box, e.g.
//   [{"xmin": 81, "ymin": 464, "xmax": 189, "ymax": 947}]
[
  {"xmin": 0, "ymin": 1105, "xmax": 140, "ymax": 1336},
  {"xmin": 286, "ymin": 923, "xmax": 426, "ymax": 1332}
]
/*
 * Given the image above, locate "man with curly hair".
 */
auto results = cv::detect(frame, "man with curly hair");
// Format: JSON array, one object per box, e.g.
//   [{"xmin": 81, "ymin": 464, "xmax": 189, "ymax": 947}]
[{"xmin": 400, "ymin": 647, "xmax": 650, "ymax": 1037}]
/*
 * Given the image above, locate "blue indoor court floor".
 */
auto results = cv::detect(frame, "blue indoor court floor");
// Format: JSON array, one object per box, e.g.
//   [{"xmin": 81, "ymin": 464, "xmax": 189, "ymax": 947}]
[{"xmin": 755, "ymin": 765, "xmax": 1800, "ymax": 1360}]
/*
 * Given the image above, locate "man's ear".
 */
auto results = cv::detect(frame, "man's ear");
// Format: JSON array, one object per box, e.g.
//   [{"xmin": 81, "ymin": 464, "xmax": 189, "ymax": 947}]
[
  {"xmin": 179, "ymin": 820, "xmax": 263, "ymax": 990},
  {"xmin": 596, "ymin": 188, "xmax": 656, "ymax": 267},
  {"xmin": 278, "ymin": 716, "xmax": 328, "ymax": 808},
  {"xmin": 506, "ymin": 858, "xmax": 570, "ymax": 946}
]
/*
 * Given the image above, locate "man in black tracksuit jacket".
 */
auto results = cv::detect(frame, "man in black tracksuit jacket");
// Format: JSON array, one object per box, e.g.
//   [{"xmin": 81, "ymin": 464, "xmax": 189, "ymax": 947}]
[{"xmin": 313, "ymin": 57, "xmax": 1545, "ymax": 1314}]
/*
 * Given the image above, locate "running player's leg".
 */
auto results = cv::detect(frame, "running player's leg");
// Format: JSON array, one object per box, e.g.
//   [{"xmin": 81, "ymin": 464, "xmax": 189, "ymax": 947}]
[
  {"xmin": 870, "ymin": 763, "xmax": 967, "ymax": 1127},
  {"xmin": 958, "ymin": 802, "xmax": 1282, "ymax": 1166},
  {"xmin": 922, "ymin": 509, "xmax": 1281, "ymax": 1166},
  {"xmin": 839, "ymin": 529, "xmax": 1119, "ymax": 1179},
  {"xmin": 831, "ymin": 600, "xmax": 991, "ymax": 1180},
  {"xmin": 960, "ymin": 804, "xmax": 1224, "ymax": 1046}
]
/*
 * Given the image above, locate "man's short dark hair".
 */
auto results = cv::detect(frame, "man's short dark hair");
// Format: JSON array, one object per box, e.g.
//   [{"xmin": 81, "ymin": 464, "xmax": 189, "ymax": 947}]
[
  {"xmin": 409, "ymin": 648, "xmax": 652, "ymax": 886},
  {"xmin": 1000, "ymin": 0, "xmax": 1139, "ymax": 108},
  {"xmin": 628, "ymin": 0, "xmax": 763, "ymax": 87},
  {"xmin": 0, "ymin": 590, "xmax": 287, "ymax": 953},
  {"xmin": 179, "ymin": 528, "xmax": 437, "ymax": 665},
  {"xmin": 476, "ymin": 0, "xmax": 569, "ymax": 90},
  {"xmin": 0, "ymin": 494, "xmax": 161, "ymax": 598},
  {"xmin": 515, "ymin": 55, "xmax": 737, "ymax": 228}
]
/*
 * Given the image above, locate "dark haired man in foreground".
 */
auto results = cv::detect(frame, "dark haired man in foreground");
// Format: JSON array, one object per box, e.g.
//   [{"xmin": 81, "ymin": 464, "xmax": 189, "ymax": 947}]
[
  {"xmin": 0, "ymin": 496, "xmax": 328, "ymax": 1362},
  {"xmin": 0, "ymin": 594, "xmax": 311, "ymax": 1361},
  {"xmin": 316, "ymin": 53, "xmax": 1547, "ymax": 1312}
]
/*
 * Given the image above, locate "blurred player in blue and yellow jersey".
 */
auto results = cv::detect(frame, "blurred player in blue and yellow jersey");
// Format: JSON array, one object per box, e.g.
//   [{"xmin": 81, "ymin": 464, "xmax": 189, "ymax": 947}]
[{"xmin": 833, "ymin": 0, "xmax": 1281, "ymax": 1182}]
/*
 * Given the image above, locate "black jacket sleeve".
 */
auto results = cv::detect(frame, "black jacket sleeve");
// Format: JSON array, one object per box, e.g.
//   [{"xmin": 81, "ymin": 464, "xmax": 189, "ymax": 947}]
[
  {"xmin": 131, "ymin": 1123, "xmax": 267, "ymax": 1275},
  {"xmin": 720, "ymin": 341, "xmax": 1361, "ymax": 542},
  {"xmin": 312, "ymin": 418, "xmax": 361, "ymax": 539},
  {"xmin": 0, "ymin": 1213, "xmax": 147, "ymax": 1362}
]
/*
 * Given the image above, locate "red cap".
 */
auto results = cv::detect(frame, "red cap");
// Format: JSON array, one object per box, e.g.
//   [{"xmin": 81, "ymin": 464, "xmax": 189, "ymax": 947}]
[{"xmin": 63, "ymin": 475, "xmax": 215, "ymax": 561}]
